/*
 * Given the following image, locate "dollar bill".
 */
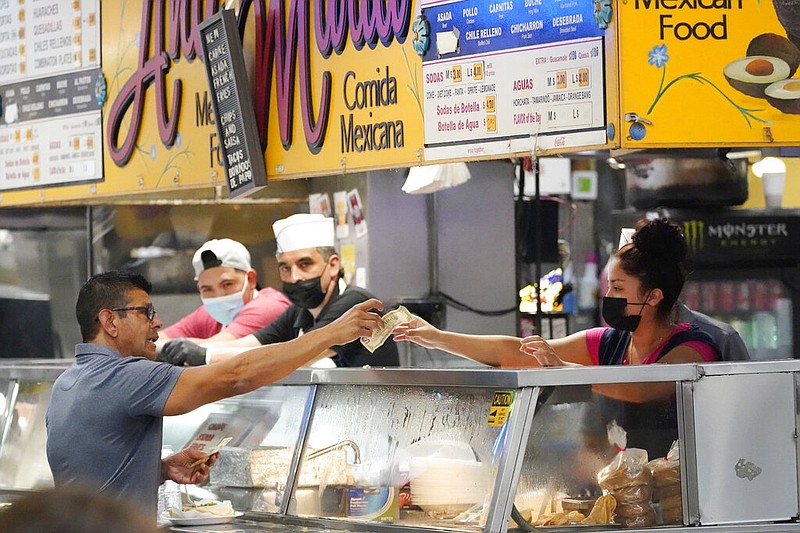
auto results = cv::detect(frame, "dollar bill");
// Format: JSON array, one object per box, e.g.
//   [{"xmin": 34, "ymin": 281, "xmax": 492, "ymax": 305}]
[{"xmin": 361, "ymin": 305, "xmax": 413, "ymax": 353}]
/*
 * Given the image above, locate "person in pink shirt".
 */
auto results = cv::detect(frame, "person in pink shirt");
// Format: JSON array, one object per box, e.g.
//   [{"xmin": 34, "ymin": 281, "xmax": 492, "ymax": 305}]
[{"xmin": 158, "ymin": 239, "xmax": 290, "ymax": 346}]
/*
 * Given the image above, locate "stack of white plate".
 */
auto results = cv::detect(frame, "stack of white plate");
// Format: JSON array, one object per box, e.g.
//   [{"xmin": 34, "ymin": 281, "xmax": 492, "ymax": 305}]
[{"xmin": 409, "ymin": 456, "xmax": 489, "ymax": 516}]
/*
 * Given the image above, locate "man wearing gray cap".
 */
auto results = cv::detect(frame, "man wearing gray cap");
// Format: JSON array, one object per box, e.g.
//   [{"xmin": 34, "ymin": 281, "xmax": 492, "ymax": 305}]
[
  {"xmin": 160, "ymin": 214, "xmax": 399, "ymax": 368},
  {"xmin": 158, "ymin": 239, "xmax": 290, "ymax": 345}
]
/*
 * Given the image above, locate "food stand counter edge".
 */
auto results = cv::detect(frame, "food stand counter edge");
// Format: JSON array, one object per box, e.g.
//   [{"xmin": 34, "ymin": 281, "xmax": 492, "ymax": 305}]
[{"xmin": 0, "ymin": 361, "xmax": 799, "ymax": 532}]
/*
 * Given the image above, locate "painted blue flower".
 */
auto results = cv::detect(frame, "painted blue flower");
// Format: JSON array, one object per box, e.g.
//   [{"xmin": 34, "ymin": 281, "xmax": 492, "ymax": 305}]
[
  {"xmin": 648, "ymin": 44, "xmax": 669, "ymax": 68},
  {"xmin": 644, "ymin": 43, "xmax": 769, "ymax": 126},
  {"xmin": 593, "ymin": 0, "xmax": 613, "ymax": 30},
  {"xmin": 412, "ymin": 15, "xmax": 430, "ymax": 56},
  {"xmin": 94, "ymin": 73, "xmax": 107, "ymax": 106}
]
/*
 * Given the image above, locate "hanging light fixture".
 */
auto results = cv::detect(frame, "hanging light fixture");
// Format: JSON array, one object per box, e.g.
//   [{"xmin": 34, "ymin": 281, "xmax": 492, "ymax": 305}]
[{"xmin": 752, "ymin": 156, "xmax": 786, "ymax": 208}]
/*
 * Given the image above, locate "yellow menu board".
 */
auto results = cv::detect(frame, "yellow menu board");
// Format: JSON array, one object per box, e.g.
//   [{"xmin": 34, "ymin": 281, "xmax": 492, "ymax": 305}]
[
  {"xmin": 0, "ymin": 1, "xmax": 424, "ymax": 206},
  {"xmin": 617, "ymin": 0, "xmax": 800, "ymax": 147}
]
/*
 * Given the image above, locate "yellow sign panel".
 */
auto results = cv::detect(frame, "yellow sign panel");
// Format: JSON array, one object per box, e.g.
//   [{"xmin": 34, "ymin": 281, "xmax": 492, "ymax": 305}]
[
  {"xmin": 617, "ymin": 0, "xmax": 800, "ymax": 147},
  {"xmin": 258, "ymin": 3, "xmax": 425, "ymax": 178},
  {"xmin": 0, "ymin": 1, "xmax": 424, "ymax": 206},
  {"xmin": 487, "ymin": 390, "xmax": 515, "ymax": 427}
]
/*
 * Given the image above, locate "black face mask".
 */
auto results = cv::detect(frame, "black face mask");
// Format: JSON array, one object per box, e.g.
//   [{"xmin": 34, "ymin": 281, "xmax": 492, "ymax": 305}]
[
  {"xmin": 601, "ymin": 296, "xmax": 649, "ymax": 332},
  {"xmin": 282, "ymin": 276, "xmax": 327, "ymax": 309}
]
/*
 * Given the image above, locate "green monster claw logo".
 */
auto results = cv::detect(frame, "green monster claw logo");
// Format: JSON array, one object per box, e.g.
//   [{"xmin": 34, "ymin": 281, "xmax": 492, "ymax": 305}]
[{"xmin": 682, "ymin": 220, "xmax": 704, "ymax": 255}]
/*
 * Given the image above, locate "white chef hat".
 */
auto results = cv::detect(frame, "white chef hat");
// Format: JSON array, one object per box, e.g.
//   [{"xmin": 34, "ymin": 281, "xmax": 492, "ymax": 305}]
[
  {"xmin": 273, "ymin": 214, "xmax": 335, "ymax": 253},
  {"xmin": 192, "ymin": 238, "xmax": 252, "ymax": 279}
]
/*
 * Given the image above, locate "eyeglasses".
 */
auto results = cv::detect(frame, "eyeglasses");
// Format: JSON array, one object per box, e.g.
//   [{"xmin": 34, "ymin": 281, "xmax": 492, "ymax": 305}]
[{"xmin": 110, "ymin": 305, "xmax": 157, "ymax": 321}]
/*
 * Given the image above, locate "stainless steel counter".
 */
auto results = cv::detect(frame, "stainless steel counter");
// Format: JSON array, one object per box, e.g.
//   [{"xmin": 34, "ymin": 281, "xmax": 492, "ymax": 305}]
[
  {"xmin": 165, "ymin": 513, "xmax": 800, "ymax": 533},
  {"xmin": 2, "ymin": 360, "xmax": 800, "ymax": 532}
]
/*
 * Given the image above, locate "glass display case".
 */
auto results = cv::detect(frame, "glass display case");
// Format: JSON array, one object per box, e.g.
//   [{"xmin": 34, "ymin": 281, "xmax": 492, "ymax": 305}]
[
  {"xmin": 1, "ymin": 360, "xmax": 800, "ymax": 532},
  {"xmin": 0, "ymin": 362, "xmax": 64, "ymax": 499}
]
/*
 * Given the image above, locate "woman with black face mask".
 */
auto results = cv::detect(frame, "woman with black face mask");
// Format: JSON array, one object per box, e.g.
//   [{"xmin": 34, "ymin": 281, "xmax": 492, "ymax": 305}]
[
  {"xmin": 393, "ymin": 218, "xmax": 721, "ymax": 457},
  {"xmin": 519, "ymin": 218, "xmax": 720, "ymax": 370},
  {"xmin": 395, "ymin": 218, "xmax": 720, "ymax": 372}
]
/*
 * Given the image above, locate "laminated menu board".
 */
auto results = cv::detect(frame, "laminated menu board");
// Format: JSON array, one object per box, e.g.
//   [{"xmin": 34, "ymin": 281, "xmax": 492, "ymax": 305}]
[
  {"xmin": 197, "ymin": 9, "xmax": 266, "ymax": 198},
  {"xmin": 419, "ymin": 0, "xmax": 608, "ymax": 159},
  {"xmin": 184, "ymin": 413, "xmax": 236, "ymax": 454},
  {"xmin": 0, "ymin": 0, "xmax": 103, "ymax": 192}
]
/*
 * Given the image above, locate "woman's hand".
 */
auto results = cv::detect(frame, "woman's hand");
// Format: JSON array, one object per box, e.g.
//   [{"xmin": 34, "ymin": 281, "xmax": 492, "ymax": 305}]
[
  {"xmin": 520, "ymin": 335, "xmax": 566, "ymax": 367},
  {"xmin": 391, "ymin": 315, "xmax": 440, "ymax": 349}
]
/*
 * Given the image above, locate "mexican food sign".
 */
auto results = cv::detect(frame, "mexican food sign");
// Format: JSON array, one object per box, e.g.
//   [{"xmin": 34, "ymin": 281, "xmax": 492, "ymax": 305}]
[{"xmin": 617, "ymin": 0, "xmax": 800, "ymax": 147}]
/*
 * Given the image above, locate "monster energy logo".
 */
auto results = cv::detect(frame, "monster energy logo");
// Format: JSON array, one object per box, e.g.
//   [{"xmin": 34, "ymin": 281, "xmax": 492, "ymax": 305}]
[
  {"xmin": 683, "ymin": 220, "xmax": 704, "ymax": 254},
  {"xmin": 683, "ymin": 220, "xmax": 789, "ymax": 254}
]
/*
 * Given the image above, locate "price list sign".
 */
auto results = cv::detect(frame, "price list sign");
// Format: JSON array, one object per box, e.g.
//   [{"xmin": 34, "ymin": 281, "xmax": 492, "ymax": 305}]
[
  {"xmin": 0, "ymin": 0, "xmax": 103, "ymax": 192},
  {"xmin": 197, "ymin": 10, "xmax": 266, "ymax": 198},
  {"xmin": 420, "ymin": 0, "xmax": 606, "ymax": 159}
]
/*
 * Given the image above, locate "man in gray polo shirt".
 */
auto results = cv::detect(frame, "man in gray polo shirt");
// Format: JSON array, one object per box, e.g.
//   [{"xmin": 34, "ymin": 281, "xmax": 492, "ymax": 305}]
[{"xmin": 46, "ymin": 270, "xmax": 384, "ymax": 520}]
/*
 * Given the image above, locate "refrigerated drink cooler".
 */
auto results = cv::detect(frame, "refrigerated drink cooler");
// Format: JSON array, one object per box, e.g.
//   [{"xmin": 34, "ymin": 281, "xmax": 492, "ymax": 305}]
[
  {"xmin": 682, "ymin": 274, "xmax": 791, "ymax": 359},
  {"xmin": 612, "ymin": 208, "xmax": 800, "ymax": 360}
]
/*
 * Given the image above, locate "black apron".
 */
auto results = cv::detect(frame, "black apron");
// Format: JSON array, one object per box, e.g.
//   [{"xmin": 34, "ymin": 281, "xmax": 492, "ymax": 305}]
[{"xmin": 592, "ymin": 326, "xmax": 720, "ymax": 459}]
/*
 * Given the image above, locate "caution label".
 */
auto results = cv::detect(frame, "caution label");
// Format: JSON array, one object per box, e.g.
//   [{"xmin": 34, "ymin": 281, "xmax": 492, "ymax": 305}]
[{"xmin": 487, "ymin": 390, "xmax": 515, "ymax": 427}]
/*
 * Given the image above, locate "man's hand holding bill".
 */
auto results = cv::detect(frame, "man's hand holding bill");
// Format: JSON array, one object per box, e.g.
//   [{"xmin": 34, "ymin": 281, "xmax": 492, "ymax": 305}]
[
  {"xmin": 361, "ymin": 305, "xmax": 412, "ymax": 353},
  {"xmin": 161, "ymin": 448, "xmax": 219, "ymax": 485},
  {"xmin": 326, "ymin": 298, "xmax": 386, "ymax": 347}
]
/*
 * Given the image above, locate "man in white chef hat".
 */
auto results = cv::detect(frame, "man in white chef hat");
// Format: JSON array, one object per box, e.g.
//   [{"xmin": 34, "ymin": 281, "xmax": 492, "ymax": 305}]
[{"xmin": 159, "ymin": 214, "xmax": 400, "ymax": 368}]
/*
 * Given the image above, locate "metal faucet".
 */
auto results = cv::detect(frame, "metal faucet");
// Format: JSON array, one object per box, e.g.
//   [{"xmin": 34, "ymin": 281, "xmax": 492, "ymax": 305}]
[{"xmin": 305, "ymin": 440, "xmax": 361, "ymax": 464}]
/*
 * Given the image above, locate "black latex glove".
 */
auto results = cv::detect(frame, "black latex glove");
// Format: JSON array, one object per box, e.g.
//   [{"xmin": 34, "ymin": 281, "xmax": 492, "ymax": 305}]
[{"xmin": 158, "ymin": 338, "xmax": 207, "ymax": 366}]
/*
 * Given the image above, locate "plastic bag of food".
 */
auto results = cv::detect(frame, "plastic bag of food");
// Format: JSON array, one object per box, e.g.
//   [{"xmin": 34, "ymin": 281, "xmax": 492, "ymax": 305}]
[
  {"xmin": 596, "ymin": 422, "xmax": 655, "ymax": 526},
  {"xmin": 649, "ymin": 440, "xmax": 681, "ymax": 488},
  {"xmin": 648, "ymin": 440, "xmax": 682, "ymax": 525},
  {"xmin": 597, "ymin": 422, "xmax": 651, "ymax": 491}
]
